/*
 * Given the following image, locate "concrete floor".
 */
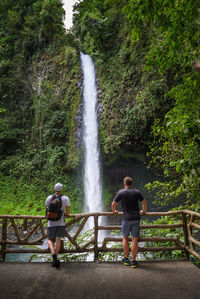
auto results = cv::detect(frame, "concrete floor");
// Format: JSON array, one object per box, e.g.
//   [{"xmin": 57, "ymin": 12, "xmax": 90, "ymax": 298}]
[{"xmin": 0, "ymin": 261, "xmax": 199, "ymax": 299}]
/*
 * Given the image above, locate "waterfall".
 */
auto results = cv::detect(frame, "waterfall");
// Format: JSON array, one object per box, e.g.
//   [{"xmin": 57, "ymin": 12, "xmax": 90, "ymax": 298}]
[
  {"xmin": 62, "ymin": 2, "xmax": 103, "ymax": 232},
  {"xmin": 80, "ymin": 52, "xmax": 103, "ymax": 229}
]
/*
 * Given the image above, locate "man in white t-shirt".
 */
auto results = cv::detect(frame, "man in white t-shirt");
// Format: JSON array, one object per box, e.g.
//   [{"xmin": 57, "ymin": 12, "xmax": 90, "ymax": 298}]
[{"xmin": 46, "ymin": 183, "xmax": 70, "ymax": 268}]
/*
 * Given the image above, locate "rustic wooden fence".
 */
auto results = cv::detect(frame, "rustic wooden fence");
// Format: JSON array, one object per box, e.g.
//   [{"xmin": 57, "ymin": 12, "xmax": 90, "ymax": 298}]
[{"xmin": 0, "ymin": 210, "xmax": 199, "ymax": 262}]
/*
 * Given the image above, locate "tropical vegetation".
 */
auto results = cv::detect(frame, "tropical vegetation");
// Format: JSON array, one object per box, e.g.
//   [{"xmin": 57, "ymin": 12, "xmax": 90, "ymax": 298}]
[{"xmin": 0, "ymin": 0, "xmax": 199, "ymax": 215}]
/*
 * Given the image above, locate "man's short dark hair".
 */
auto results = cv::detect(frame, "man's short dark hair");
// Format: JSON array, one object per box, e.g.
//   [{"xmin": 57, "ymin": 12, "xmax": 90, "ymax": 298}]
[{"xmin": 124, "ymin": 177, "xmax": 133, "ymax": 186}]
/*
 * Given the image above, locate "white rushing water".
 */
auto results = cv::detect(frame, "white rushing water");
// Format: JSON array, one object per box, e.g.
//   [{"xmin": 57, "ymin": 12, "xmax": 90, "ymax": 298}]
[
  {"xmin": 80, "ymin": 52, "xmax": 103, "ymax": 228},
  {"xmin": 62, "ymin": 1, "xmax": 103, "ymax": 234},
  {"xmin": 62, "ymin": 0, "xmax": 78, "ymax": 30}
]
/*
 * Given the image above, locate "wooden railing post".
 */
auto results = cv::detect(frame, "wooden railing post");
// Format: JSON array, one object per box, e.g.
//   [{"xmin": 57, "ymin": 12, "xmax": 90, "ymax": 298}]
[
  {"xmin": 188, "ymin": 214, "xmax": 196, "ymax": 251},
  {"xmin": 182, "ymin": 210, "xmax": 200, "ymax": 259},
  {"xmin": 94, "ymin": 215, "xmax": 99, "ymax": 261},
  {"xmin": 1, "ymin": 217, "xmax": 7, "ymax": 262},
  {"xmin": 182, "ymin": 212, "xmax": 189, "ymax": 260},
  {"xmin": 23, "ymin": 219, "xmax": 28, "ymax": 233}
]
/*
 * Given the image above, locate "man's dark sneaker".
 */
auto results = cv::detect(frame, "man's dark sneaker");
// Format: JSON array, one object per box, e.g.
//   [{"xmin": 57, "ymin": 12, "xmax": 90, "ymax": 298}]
[
  {"xmin": 52, "ymin": 253, "xmax": 57, "ymax": 260},
  {"xmin": 52, "ymin": 254, "xmax": 60, "ymax": 268},
  {"xmin": 52, "ymin": 259, "xmax": 60, "ymax": 268},
  {"xmin": 122, "ymin": 257, "xmax": 130, "ymax": 266},
  {"xmin": 55, "ymin": 259, "xmax": 60, "ymax": 268},
  {"xmin": 131, "ymin": 261, "xmax": 138, "ymax": 268}
]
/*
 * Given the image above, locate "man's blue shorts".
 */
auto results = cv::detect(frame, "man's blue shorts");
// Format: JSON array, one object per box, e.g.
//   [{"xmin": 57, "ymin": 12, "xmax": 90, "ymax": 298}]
[{"xmin": 122, "ymin": 220, "xmax": 140, "ymax": 238}]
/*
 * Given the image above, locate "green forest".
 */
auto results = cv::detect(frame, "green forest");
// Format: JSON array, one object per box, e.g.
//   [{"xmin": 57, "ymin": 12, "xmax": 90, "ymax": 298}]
[{"xmin": 0, "ymin": 0, "xmax": 199, "ymax": 216}]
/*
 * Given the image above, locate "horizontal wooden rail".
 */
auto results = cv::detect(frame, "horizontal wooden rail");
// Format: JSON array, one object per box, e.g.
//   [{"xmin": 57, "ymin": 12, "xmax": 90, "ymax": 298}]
[
  {"xmin": 101, "ymin": 236, "xmax": 183, "ymax": 243},
  {"xmin": 182, "ymin": 210, "xmax": 200, "ymax": 217},
  {"xmin": 0, "ymin": 210, "xmax": 185, "ymax": 219},
  {"xmin": 0, "ymin": 210, "xmax": 199, "ymax": 262},
  {"xmin": 0, "ymin": 209, "xmax": 198, "ymax": 218},
  {"xmin": 98, "ymin": 246, "xmax": 183, "ymax": 253},
  {"xmin": 98, "ymin": 223, "xmax": 183, "ymax": 230}
]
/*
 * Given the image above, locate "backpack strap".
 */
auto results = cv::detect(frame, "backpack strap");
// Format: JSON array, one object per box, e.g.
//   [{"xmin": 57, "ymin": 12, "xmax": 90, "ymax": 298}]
[{"xmin": 58, "ymin": 194, "xmax": 63, "ymax": 208}]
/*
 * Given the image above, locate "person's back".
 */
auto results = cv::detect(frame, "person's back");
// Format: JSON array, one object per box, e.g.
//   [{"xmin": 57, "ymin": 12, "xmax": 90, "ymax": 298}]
[
  {"xmin": 46, "ymin": 183, "xmax": 70, "ymax": 268},
  {"xmin": 112, "ymin": 177, "xmax": 147, "ymax": 268},
  {"xmin": 116, "ymin": 188, "xmax": 143, "ymax": 221}
]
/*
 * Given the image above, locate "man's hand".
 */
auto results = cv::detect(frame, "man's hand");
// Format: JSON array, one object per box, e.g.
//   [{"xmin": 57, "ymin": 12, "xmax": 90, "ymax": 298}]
[
  {"xmin": 140, "ymin": 199, "xmax": 147, "ymax": 216},
  {"xmin": 140, "ymin": 210, "xmax": 146, "ymax": 215},
  {"xmin": 65, "ymin": 206, "xmax": 70, "ymax": 217},
  {"xmin": 111, "ymin": 201, "xmax": 118, "ymax": 214}
]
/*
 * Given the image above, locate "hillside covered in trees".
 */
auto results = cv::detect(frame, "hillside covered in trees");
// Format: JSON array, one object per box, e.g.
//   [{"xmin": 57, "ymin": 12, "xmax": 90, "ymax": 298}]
[{"xmin": 0, "ymin": 0, "xmax": 199, "ymax": 215}]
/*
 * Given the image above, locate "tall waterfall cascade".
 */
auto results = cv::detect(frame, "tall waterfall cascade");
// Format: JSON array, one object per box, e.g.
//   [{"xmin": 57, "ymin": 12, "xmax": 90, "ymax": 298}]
[
  {"xmin": 62, "ymin": 1, "xmax": 103, "ymax": 232},
  {"xmin": 80, "ymin": 52, "xmax": 103, "ymax": 228}
]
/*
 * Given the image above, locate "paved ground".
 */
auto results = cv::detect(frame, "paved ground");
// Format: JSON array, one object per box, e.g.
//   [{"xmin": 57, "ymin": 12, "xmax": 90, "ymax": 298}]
[{"xmin": 0, "ymin": 261, "xmax": 199, "ymax": 299}]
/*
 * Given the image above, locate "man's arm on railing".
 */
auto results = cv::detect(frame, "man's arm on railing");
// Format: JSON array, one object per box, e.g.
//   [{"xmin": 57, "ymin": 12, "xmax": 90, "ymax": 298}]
[
  {"xmin": 140, "ymin": 199, "xmax": 147, "ymax": 215},
  {"xmin": 65, "ymin": 206, "xmax": 70, "ymax": 217},
  {"xmin": 111, "ymin": 201, "xmax": 119, "ymax": 214}
]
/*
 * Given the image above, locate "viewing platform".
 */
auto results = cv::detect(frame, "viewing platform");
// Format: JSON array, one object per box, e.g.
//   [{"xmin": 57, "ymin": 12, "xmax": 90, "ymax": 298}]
[
  {"xmin": 0, "ymin": 260, "xmax": 200, "ymax": 299},
  {"xmin": 0, "ymin": 210, "xmax": 199, "ymax": 298}
]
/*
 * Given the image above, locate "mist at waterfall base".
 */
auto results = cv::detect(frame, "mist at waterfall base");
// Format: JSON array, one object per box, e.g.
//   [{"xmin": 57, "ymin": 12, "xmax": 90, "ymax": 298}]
[{"xmin": 80, "ymin": 52, "xmax": 104, "ymax": 237}]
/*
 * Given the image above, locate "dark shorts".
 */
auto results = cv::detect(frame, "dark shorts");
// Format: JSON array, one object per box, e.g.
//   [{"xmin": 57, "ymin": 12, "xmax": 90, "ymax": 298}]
[
  {"xmin": 47, "ymin": 226, "xmax": 66, "ymax": 239},
  {"xmin": 122, "ymin": 220, "xmax": 140, "ymax": 238}
]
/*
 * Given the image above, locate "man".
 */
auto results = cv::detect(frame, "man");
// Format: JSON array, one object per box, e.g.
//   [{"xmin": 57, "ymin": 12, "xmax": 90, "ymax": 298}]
[
  {"xmin": 46, "ymin": 183, "xmax": 70, "ymax": 268},
  {"xmin": 111, "ymin": 177, "xmax": 147, "ymax": 268}
]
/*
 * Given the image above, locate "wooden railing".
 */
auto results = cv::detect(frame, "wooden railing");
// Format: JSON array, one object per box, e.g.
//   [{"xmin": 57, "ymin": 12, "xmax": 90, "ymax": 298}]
[{"xmin": 0, "ymin": 210, "xmax": 199, "ymax": 262}]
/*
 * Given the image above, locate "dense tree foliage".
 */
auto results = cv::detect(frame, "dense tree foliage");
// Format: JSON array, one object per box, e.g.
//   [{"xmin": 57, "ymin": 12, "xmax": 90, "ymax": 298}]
[
  {"xmin": 73, "ymin": 0, "xmax": 173, "ymax": 152},
  {"xmin": 73, "ymin": 0, "xmax": 200, "ymax": 207},
  {"xmin": 123, "ymin": 0, "xmax": 200, "ymax": 205},
  {"xmin": 0, "ymin": 0, "xmax": 83, "ymax": 214},
  {"xmin": 0, "ymin": 0, "xmax": 199, "ymax": 214}
]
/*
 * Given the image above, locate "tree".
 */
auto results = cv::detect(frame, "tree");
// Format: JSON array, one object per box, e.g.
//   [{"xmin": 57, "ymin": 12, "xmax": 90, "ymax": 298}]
[{"xmin": 120, "ymin": 0, "xmax": 200, "ymax": 206}]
